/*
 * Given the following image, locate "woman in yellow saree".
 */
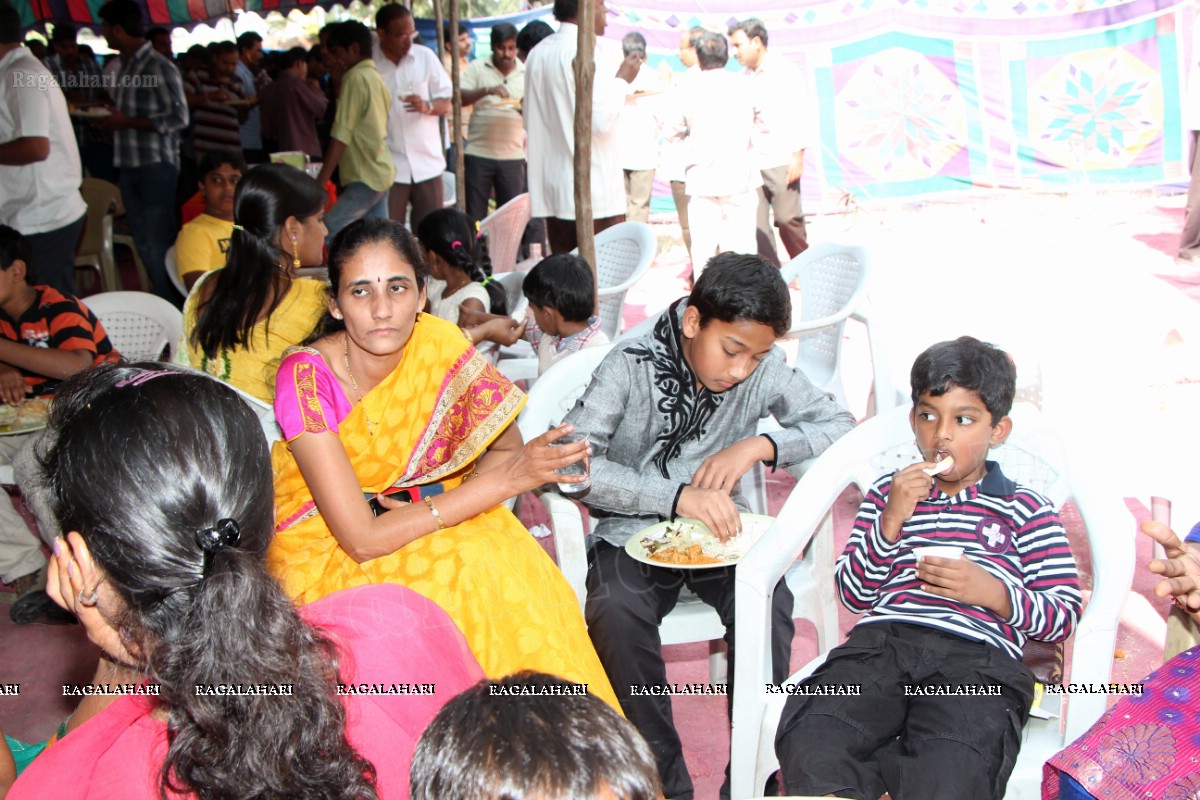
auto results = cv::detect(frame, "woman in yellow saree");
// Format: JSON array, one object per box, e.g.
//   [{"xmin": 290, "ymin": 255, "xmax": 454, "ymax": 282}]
[{"xmin": 268, "ymin": 217, "xmax": 618, "ymax": 708}]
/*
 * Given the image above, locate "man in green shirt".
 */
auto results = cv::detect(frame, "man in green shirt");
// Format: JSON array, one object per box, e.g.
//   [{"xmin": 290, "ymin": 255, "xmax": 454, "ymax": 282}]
[{"xmin": 316, "ymin": 21, "xmax": 395, "ymax": 240}]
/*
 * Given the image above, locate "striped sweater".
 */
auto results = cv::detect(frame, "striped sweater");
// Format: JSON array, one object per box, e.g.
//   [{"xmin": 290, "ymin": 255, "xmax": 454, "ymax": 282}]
[{"xmin": 836, "ymin": 461, "xmax": 1082, "ymax": 660}]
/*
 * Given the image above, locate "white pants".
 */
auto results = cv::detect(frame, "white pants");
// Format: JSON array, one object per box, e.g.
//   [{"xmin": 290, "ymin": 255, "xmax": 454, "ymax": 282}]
[
  {"xmin": 687, "ymin": 189, "xmax": 759, "ymax": 278},
  {"xmin": 0, "ymin": 431, "xmax": 56, "ymax": 583}
]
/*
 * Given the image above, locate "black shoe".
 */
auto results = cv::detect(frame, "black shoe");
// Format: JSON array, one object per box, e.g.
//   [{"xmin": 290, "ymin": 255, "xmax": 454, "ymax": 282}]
[{"xmin": 9, "ymin": 589, "xmax": 77, "ymax": 625}]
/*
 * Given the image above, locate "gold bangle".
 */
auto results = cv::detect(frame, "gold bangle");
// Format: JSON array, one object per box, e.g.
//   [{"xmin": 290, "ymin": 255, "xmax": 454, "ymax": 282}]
[{"xmin": 424, "ymin": 496, "xmax": 446, "ymax": 530}]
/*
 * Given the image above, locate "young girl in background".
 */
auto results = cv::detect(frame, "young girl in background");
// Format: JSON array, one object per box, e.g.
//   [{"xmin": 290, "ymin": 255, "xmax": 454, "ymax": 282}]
[{"xmin": 416, "ymin": 208, "xmax": 508, "ymax": 325}]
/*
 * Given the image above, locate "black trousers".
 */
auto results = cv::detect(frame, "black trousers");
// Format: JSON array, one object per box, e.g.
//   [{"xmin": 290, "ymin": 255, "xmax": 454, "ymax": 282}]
[
  {"xmin": 756, "ymin": 165, "xmax": 808, "ymax": 265},
  {"xmin": 586, "ymin": 540, "xmax": 795, "ymax": 799},
  {"xmin": 775, "ymin": 621, "xmax": 1034, "ymax": 800},
  {"xmin": 26, "ymin": 214, "xmax": 85, "ymax": 296},
  {"xmin": 464, "ymin": 155, "xmax": 526, "ymax": 223}
]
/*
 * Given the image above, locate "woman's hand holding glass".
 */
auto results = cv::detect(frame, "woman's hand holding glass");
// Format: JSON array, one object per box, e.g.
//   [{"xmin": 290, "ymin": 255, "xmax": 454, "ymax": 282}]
[
  {"xmin": 504, "ymin": 424, "xmax": 591, "ymax": 495},
  {"xmin": 1143, "ymin": 520, "xmax": 1200, "ymax": 622}
]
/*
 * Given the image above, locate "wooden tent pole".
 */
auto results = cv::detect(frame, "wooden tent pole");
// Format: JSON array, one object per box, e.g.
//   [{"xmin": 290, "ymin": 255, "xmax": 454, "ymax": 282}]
[
  {"xmin": 449, "ymin": 0, "xmax": 464, "ymax": 210},
  {"xmin": 573, "ymin": 0, "xmax": 597, "ymax": 307}
]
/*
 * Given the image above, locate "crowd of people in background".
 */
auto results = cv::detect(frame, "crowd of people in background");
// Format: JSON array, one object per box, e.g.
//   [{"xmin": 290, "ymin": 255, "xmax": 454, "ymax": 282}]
[{"xmin": 2, "ymin": 0, "xmax": 814, "ymax": 305}]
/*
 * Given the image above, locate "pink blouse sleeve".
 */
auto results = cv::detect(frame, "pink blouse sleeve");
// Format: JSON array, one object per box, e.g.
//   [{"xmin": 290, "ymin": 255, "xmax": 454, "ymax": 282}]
[{"xmin": 274, "ymin": 350, "xmax": 353, "ymax": 441}]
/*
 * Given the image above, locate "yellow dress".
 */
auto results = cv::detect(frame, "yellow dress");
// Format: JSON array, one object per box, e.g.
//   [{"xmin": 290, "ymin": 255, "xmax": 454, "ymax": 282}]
[
  {"xmin": 268, "ymin": 314, "xmax": 618, "ymax": 708},
  {"xmin": 180, "ymin": 273, "xmax": 328, "ymax": 403}
]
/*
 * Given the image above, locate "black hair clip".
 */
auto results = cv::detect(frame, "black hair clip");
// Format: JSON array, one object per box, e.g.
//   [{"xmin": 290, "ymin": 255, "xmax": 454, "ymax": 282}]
[{"xmin": 195, "ymin": 518, "xmax": 241, "ymax": 575}]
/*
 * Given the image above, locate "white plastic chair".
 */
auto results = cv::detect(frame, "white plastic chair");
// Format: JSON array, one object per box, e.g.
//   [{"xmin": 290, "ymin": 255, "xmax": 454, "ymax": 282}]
[
  {"xmin": 728, "ymin": 405, "xmax": 1135, "ymax": 800},
  {"xmin": 570, "ymin": 221, "xmax": 656, "ymax": 340},
  {"xmin": 516, "ymin": 344, "xmax": 727, "ymax": 683},
  {"xmin": 739, "ymin": 243, "xmax": 879, "ymax": 515},
  {"xmin": 166, "ymin": 246, "xmax": 186, "ymax": 298},
  {"xmin": 479, "ymin": 193, "xmax": 532, "ymax": 274},
  {"xmin": 85, "ymin": 291, "xmax": 183, "ymax": 362},
  {"xmin": 778, "ymin": 242, "xmax": 873, "ymax": 408},
  {"xmin": 75, "ymin": 178, "xmax": 122, "ymax": 293}
]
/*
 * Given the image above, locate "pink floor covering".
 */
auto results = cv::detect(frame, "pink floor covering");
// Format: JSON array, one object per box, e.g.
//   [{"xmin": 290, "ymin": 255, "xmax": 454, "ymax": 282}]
[{"xmin": 1, "ymin": 187, "xmax": 1198, "ymax": 798}]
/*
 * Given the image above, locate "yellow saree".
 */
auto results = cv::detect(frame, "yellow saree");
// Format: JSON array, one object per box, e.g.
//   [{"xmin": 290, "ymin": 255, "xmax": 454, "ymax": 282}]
[{"xmin": 268, "ymin": 314, "xmax": 617, "ymax": 707}]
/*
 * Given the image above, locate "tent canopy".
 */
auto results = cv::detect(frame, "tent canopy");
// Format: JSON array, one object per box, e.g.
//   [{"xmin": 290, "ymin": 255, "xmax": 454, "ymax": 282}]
[{"xmin": 19, "ymin": 0, "xmax": 550, "ymax": 35}]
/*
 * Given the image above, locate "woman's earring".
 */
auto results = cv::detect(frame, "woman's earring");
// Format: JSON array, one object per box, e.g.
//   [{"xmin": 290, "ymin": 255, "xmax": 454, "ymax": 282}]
[
  {"xmin": 332, "ymin": 310, "xmax": 343, "ymax": 320},
  {"xmin": 291, "ymin": 234, "xmax": 301, "ymax": 271}
]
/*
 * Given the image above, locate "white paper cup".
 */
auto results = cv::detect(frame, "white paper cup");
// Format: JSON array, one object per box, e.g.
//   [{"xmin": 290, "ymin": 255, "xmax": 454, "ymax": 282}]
[{"xmin": 912, "ymin": 545, "xmax": 963, "ymax": 561}]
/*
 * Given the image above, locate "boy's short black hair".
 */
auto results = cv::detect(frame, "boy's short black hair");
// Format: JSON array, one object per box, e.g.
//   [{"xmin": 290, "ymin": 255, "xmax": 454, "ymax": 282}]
[
  {"xmin": 197, "ymin": 148, "xmax": 246, "ymax": 181},
  {"xmin": 327, "ymin": 21, "xmax": 372, "ymax": 59},
  {"xmin": 0, "ymin": 225, "xmax": 32, "ymax": 272},
  {"xmin": 522, "ymin": 254, "xmax": 595, "ymax": 323},
  {"xmin": 410, "ymin": 672, "xmax": 661, "ymax": 800},
  {"xmin": 689, "ymin": 253, "xmax": 791, "ymax": 337},
  {"xmin": 909, "ymin": 336, "xmax": 1016, "ymax": 424}
]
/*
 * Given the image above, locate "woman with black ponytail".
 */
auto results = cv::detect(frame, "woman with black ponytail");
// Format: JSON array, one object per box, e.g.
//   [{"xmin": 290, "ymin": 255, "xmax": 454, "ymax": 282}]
[
  {"xmin": 416, "ymin": 208, "xmax": 511, "ymax": 345},
  {"xmin": 6, "ymin": 364, "xmax": 483, "ymax": 800},
  {"xmin": 181, "ymin": 163, "xmax": 330, "ymax": 403}
]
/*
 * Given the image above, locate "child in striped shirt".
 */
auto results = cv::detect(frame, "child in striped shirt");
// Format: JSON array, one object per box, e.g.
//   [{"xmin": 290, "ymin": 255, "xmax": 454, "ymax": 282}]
[{"xmin": 775, "ymin": 336, "xmax": 1082, "ymax": 800}]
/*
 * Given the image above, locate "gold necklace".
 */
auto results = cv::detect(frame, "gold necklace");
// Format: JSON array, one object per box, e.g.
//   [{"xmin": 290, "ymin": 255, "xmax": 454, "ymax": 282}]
[{"xmin": 343, "ymin": 336, "xmax": 377, "ymax": 436}]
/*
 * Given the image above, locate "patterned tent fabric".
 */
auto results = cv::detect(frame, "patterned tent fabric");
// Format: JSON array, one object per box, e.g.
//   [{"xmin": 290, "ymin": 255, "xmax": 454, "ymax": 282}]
[{"xmin": 600, "ymin": 0, "xmax": 1192, "ymax": 205}]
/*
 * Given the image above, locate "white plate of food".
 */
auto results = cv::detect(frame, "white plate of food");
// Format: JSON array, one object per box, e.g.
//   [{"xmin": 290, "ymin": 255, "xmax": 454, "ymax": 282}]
[
  {"xmin": 0, "ymin": 398, "xmax": 50, "ymax": 436},
  {"xmin": 626, "ymin": 513, "xmax": 775, "ymax": 569}
]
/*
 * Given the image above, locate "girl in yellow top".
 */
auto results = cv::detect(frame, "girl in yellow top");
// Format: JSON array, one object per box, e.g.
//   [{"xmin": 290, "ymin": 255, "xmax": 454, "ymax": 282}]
[{"xmin": 181, "ymin": 164, "xmax": 329, "ymax": 403}]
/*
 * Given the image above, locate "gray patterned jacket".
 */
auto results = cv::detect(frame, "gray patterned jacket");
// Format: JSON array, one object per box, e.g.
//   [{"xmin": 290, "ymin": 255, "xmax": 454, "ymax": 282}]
[{"xmin": 564, "ymin": 300, "xmax": 857, "ymax": 548}]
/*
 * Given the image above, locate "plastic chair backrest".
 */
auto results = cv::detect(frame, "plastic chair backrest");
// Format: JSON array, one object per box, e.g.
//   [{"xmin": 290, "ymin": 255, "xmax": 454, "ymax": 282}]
[
  {"xmin": 479, "ymin": 194, "xmax": 532, "ymax": 274},
  {"xmin": 729, "ymin": 405, "xmax": 1135, "ymax": 798},
  {"xmin": 779, "ymin": 242, "xmax": 871, "ymax": 392},
  {"xmin": 517, "ymin": 343, "xmax": 615, "ymax": 442},
  {"xmin": 84, "ymin": 291, "xmax": 184, "ymax": 362},
  {"xmin": 571, "ymin": 222, "xmax": 656, "ymax": 340},
  {"xmin": 77, "ymin": 178, "xmax": 121, "ymax": 260},
  {"xmin": 166, "ymin": 246, "xmax": 186, "ymax": 298}
]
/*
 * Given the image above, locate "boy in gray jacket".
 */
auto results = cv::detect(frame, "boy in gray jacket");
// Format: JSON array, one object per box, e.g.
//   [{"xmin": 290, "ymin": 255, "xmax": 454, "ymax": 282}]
[{"xmin": 565, "ymin": 252, "xmax": 855, "ymax": 798}]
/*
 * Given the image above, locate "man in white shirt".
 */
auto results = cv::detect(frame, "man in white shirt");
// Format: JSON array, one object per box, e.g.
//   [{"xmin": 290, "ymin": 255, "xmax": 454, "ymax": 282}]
[
  {"xmin": 663, "ymin": 32, "xmax": 763, "ymax": 277},
  {"xmin": 617, "ymin": 32, "xmax": 661, "ymax": 225},
  {"xmin": 374, "ymin": 3, "xmax": 452, "ymax": 233},
  {"xmin": 524, "ymin": 0, "xmax": 641, "ymax": 254},
  {"xmin": 730, "ymin": 17, "xmax": 809, "ymax": 264},
  {"xmin": 0, "ymin": 3, "xmax": 87, "ymax": 296},
  {"xmin": 659, "ymin": 27, "xmax": 704, "ymax": 272}
]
